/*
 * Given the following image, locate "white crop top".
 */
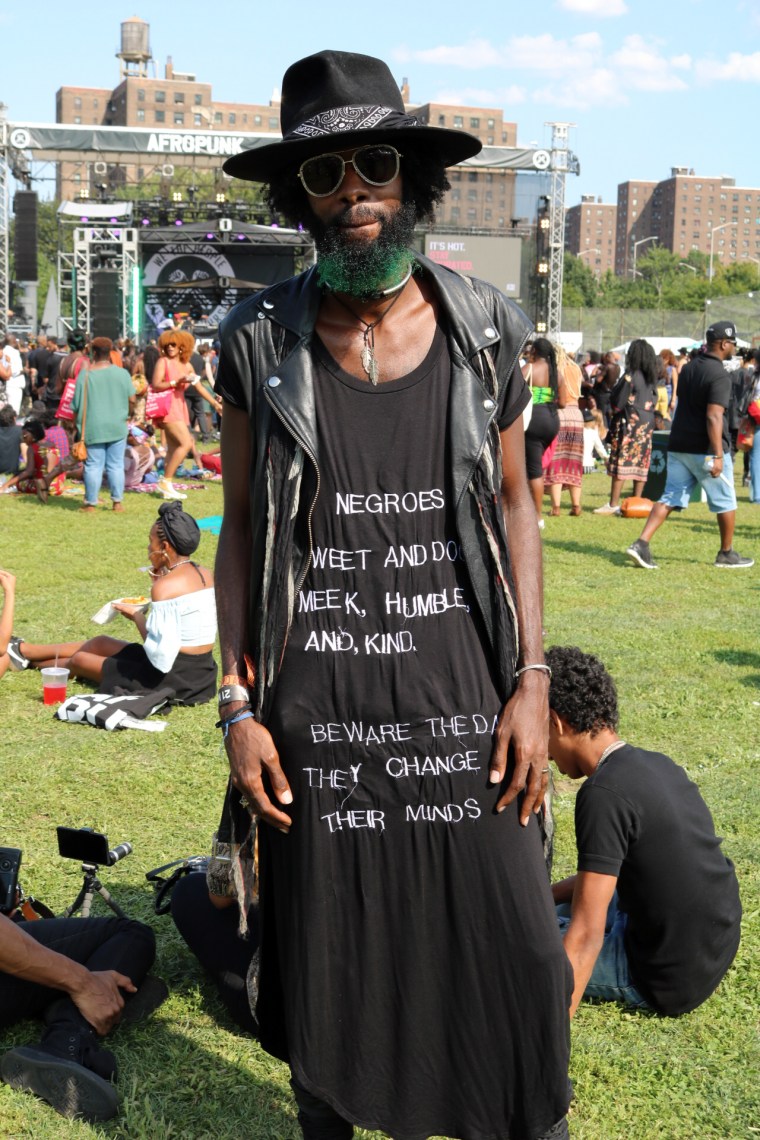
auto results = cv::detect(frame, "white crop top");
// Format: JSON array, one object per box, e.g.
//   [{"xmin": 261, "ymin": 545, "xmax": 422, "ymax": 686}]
[{"xmin": 143, "ymin": 587, "xmax": 217, "ymax": 673}]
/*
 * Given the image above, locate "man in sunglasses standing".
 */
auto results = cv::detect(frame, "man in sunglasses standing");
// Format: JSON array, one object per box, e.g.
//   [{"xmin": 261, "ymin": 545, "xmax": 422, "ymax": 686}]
[{"xmin": 214, "ymin": 50, "xmax": 571, "ymax": 1140}]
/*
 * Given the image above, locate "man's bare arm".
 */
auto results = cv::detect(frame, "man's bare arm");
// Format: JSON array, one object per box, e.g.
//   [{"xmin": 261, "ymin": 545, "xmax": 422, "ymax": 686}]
[
  {"xmin": 551, "ymin": 874, "xmax": 577, "ymax": 905},
  {"xmin": 561, "ymin": 870, "xmax": 618, "ymax": 1017},
  {"xmin": 705, "ymin": 403, "xmax": 726, "ymax": 476},
  {"xmin": 0, "ymin": 913, "xmax": 135, "ymax": 1035},
  {"xmin": 216, "ymin": 402, "xmax": 293, "ymax": 831},
  {"xmin": 490, "ymin": 415, "xmax": 550, "ymax": 825}
]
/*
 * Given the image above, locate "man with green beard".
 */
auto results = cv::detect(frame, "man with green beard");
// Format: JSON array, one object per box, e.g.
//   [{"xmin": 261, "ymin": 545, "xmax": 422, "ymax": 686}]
[{"xmin": 213, "ymin": 50, "xmax": 572, "ymax": 1140}]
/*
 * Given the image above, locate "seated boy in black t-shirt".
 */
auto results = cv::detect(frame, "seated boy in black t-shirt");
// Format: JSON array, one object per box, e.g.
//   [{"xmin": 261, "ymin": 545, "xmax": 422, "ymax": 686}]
[{"xmin": 546, "ymin": 646, "xmax": 741, "ymax": 1018}]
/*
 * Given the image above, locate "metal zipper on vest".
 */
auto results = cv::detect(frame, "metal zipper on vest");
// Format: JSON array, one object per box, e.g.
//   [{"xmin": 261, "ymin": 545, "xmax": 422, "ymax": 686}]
[{"xmin": 262, "ymin": 385, "xmax": 321, "ymax": 595}]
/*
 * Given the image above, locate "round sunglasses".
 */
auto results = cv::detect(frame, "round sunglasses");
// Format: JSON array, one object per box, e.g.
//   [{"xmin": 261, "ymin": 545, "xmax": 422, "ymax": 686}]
[{"xmin": 298, "ymin": 144, "xmax": 402, "ymax": 198}]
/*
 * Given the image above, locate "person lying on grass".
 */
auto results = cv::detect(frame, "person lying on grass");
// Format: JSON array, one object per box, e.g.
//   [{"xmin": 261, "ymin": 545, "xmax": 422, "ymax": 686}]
[
  {"xmin": 6, "ymin": 502, "xmax": 217, "ymax": 705},
  {"xmin": 546, "ymin": 645, "xmax": 741, "ymax": 1017}
]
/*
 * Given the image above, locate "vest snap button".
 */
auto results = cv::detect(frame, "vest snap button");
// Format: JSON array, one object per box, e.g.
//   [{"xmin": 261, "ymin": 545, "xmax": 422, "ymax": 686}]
[
  {"xmin": 267, "ymin": 376, "xmax": 281, "ymax": 388},
  {"xmin": 483, "ymin": 398, "xmax": 496, "ymax": 411},
  {"xmin": 263, "ymin": 300, "xmax": 274, "ymax": 310},
  {"xmin": 484, "ymin": 327, "xmax": 496, "ymax": 339},
  {"xmin": 257, "ymin": 312, "xmax": 266, "ymax": 320}
]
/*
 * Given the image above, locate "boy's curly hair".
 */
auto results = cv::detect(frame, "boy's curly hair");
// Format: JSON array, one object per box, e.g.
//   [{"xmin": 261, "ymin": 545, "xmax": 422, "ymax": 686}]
[{"xmin": 545, "ymin": 646, "xmax": 619, "ymax": 736}]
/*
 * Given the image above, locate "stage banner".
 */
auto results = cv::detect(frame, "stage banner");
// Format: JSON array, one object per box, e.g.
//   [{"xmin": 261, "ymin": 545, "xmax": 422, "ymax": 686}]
[{"xmin": 141, "ymin": 240, "xmax": 295, "ymax": 335}]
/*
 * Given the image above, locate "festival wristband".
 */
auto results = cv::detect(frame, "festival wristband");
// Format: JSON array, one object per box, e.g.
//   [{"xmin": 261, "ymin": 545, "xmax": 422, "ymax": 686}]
[
  {"xmin": 221, "ymin": 673, "xmax": 249, "ymax": 688},
  {"xmin": 218, "ymin": 683, "xmax": 250, "ymax": 707},
  {"xmin": 215, "ymin": 707, "xmax": 255, "ymax": 739}
]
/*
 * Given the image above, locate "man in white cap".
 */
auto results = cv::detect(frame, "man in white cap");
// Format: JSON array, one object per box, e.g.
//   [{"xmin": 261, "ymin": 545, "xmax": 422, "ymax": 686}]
[{"xmin": 214, "ymin": 50, "xmax": 571, "ymax": 1140}]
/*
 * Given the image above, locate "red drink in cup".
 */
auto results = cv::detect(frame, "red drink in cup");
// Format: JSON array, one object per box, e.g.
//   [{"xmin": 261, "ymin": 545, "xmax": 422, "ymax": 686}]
[
  {"xmin": 44, "ymin": 684, "xmax": 68, "ymax": 705},
  {"xmin": 41, "ymin": 667, "xmax": 69, "ymax": 705}
]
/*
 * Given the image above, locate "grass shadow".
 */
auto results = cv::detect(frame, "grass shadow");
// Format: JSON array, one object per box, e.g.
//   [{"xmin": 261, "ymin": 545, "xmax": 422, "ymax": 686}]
[
  {"xmin": 712, "ymin": 647, "xmax": 760, "ymax": 687},
  {"xmin": 543, "ymin": 537, "xmax": 642, "ymax": 568},
  {"xmin": 0, "ymin": 989, "xmax": 299, "ymax": 1139}
]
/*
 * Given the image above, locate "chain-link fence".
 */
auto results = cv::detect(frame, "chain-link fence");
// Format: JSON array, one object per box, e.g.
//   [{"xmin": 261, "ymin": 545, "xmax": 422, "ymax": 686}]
[
  {"xmin": 563, "ymin": 293, "xmax": 760, "ymax": 350},
  {"xmin": 703, "ymin": 294, "xmax": 760, "ymax": 345}
]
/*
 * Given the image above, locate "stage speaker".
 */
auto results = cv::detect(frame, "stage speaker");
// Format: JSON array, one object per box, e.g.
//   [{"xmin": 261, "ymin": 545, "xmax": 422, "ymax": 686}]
[
  {"xmin": 90, "ymin": 268, "xmax": 122, "ymax": 339},
  {"xmin": 13, "ymin": 191, "xmax": 38, "ymax": 281}
]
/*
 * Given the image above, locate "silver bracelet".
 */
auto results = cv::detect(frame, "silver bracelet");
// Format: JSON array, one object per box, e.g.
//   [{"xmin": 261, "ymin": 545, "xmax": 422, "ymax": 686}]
[{"xmin": 515, "ymin": 663, "xmax": 552, "ymax": 679}]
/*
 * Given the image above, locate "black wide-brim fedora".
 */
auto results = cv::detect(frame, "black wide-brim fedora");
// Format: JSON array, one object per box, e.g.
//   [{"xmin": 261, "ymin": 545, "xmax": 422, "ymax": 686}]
[{"xmin": 223, "ymin": 49, "xmax": 482, "ymax": 183}]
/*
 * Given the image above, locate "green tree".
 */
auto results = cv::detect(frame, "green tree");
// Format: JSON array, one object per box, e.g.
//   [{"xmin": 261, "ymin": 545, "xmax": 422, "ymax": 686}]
[
  {"xmin": 562, "ymin": 251, "xmax": 598, "ymax": 308},
  {"xmin": 636, "ymin": 247, "xmax": 681, "ymax": 307}
]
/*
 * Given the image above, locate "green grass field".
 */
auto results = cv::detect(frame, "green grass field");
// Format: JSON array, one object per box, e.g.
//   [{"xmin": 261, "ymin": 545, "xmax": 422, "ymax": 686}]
[{"xmin": 0, "ymin": 468, "xmax": 758, "ymax": 1139}]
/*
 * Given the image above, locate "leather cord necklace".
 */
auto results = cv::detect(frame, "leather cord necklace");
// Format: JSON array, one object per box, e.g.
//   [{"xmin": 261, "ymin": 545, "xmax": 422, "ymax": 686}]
[{"xmin": 329, "ymin": 269, "xmax": 412, "ymax": 385}]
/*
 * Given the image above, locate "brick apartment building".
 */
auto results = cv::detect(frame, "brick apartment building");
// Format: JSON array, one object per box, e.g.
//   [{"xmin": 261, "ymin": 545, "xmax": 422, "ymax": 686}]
[
  {"xmin": 410, "ymin": 95, "xmax": 517, "ymax": 229},
  {"xmin": 55, "ymin": 19, "xmax": 519, "ymax": 232},
  {"xmin": 565, "ymin": 195, "xmax": 616, "ymax": 276},
  {"xmin": 569, "ymin": 168, "xmax": 760, "ymax": 278}
]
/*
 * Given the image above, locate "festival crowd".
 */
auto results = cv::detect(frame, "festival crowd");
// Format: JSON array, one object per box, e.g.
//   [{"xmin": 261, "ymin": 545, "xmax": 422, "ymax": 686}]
[{"xmin": 0, "ymin": 327, "xmax": 222, "ymax": 507}]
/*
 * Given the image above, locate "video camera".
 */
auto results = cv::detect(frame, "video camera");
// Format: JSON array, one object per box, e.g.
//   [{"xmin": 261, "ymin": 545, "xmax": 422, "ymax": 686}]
[
  {"xmin": 56, "ymin": 827, "xmax": 132, "ymax": 868},
  {"xmin": 56, "ymin": 828, "xmax": 134, "ymax": 920}
]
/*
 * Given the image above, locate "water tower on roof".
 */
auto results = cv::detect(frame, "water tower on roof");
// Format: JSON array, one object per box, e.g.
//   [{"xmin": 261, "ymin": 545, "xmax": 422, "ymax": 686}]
[{"xmin": 117, "ymin": 17, "xmax": 152, "ymax": 78}]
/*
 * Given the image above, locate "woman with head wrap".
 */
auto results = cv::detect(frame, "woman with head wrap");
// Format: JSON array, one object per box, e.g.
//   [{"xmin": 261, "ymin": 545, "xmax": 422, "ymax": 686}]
[{"xmin": 7, "ymin": 503, "xmax": 217, "ymax": 705}]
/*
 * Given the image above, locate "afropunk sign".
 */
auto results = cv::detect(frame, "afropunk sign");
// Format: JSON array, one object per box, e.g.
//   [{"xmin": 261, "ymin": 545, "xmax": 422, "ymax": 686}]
[
  {"xmin": 0, "ymin": 123, "xmax": 559, "ymax": 171},
  {"xmin": 2, "ymin": 123, "xmax": 254, "ymax": 157}
]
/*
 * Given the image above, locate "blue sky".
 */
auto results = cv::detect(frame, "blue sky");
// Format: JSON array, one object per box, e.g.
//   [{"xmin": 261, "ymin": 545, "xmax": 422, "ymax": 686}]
[{"xmin": 3, "ymin": 0, "xmax": 759, "ymax": 206}]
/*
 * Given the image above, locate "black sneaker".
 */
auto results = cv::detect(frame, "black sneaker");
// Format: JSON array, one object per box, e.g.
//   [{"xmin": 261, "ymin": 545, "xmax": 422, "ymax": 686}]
[
  {"xmin": 1, "ymin": 1033, "xmax": 118, "ymax": 1122},
  {"xmin": 626, "ymin": 539, "xmax": 658, "ymax": 570},
  {"xmin": 714, "ymin": 548, "xmax": 754, "ymax": 568},
  {"xmin": 120, "ymin": 975, "xmax": 169, "ymax": 1026},
  {"xmin": 6, "ymin": 636, "xmax": 29, "ymax": 670}
]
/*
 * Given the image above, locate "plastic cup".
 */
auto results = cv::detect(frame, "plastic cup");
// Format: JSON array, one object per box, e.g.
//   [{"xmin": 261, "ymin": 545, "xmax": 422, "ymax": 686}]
[{"xmin": 41, "ymin": 667, "xmax": 70, "ymax": 706}]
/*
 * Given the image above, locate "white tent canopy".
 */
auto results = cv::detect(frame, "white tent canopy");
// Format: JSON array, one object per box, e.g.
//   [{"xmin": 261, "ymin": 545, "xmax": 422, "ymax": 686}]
[{"xmin": 610, "ymin": 335, "xmax": 750, "ymax": 357}]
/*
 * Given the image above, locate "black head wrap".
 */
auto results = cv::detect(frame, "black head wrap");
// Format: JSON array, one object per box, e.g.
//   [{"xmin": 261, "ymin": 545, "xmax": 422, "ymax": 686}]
[{"xmin": 157, "ymin": 501, "xmax": 201, "ymax": 556}]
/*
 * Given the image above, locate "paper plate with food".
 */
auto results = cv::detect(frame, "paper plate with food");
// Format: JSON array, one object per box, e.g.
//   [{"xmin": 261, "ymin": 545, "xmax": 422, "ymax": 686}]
[{"xmin": 91, "ymin": 595, "xmax": 150, "ymax": 625}]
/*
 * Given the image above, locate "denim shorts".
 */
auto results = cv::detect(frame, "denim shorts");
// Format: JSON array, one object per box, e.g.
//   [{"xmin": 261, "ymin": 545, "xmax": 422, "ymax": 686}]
[
  {"xmin": 556, "ymin": 896, "xmax": 652, "ymax": 1010},
  {"xmin": 661, "ymin": 450, "xmax": 737, "ymax": 514}
]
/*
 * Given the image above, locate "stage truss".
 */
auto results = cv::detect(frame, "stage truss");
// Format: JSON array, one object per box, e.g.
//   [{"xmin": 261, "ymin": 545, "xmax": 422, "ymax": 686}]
[{"xmin": 58, "ymin": 226, "xmax": 139, "ymax": 339}]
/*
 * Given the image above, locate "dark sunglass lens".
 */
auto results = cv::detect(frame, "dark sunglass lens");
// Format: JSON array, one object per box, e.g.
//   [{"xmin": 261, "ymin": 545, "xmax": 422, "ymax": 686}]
[
  {"xmin": 355, "ymin": 146, "xmax": 397, "ymax": 184},
  {"xmin": 303, "ymin": 154, "xmax": 343, "ymax": 195}
]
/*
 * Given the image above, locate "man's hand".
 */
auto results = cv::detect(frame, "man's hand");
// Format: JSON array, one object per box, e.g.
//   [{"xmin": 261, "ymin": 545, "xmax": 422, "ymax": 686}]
[
  {"xmin": 67, "ymin": 969, "xmax": 136, "ymax": 1035},
  {"xmin": 489, "ymin": 673, "xmax": 550, "ymax": 826},
  {"xmin": 708, "ymin": 454, "xmax": 724, "ymax": 479},
  {"xmin": 0, "ymin": 569, "xmax": 17, "ymax": 593},
  {"xmin": 224, "ymin": 707, "xmax": 293, "ymax": 832}
]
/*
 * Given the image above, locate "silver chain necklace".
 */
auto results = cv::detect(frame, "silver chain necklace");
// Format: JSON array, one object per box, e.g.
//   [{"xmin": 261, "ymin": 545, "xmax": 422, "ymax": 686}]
[{"xmin": 597, "ymin": 740, "xmax": 626, "ymax": 769}]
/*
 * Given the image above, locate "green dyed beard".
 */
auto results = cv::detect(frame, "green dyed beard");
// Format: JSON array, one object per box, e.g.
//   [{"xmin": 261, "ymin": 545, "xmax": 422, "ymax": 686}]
[
  {"xmin": 317, "ymin": 245, "xmax": 412, "ymax": 298},
  {"xmin": 312, "ymin": 201, "xmax": 417, "ymax": 299}
]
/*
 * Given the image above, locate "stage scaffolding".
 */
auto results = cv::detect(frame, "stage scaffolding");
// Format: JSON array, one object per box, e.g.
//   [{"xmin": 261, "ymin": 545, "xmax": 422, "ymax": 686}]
[{"xmin": 58, "ymin": 223, "xmax": 139, "ymax": 340}]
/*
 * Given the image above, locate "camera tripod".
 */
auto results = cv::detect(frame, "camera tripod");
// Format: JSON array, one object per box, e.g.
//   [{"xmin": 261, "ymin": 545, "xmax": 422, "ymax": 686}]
[{"xmin": 61, "ymin": 862, "xmax": 129, "ymax": 919}]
